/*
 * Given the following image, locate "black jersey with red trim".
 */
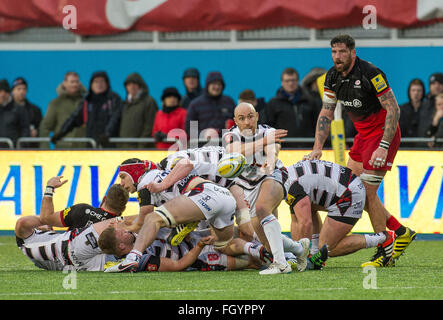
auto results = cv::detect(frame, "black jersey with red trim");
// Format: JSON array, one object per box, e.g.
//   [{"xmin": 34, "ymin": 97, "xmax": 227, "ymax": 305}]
[
  {"xmin": 60, "ymin": 204, "xmax": 118, "ymax": 230},
  {"xmin": 324, "ymin": 57, "xmax": 390, "ymax": 132}
]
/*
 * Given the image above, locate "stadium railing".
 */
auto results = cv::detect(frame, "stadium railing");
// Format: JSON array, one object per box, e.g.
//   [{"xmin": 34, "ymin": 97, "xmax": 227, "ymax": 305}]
[{"xmin": 2, "ymin": 136, "xmax": 442, "ymax": 150}]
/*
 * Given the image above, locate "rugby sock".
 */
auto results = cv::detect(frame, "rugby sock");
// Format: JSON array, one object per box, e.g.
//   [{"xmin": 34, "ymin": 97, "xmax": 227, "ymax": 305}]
[
  {"xmin": 260, "ymin": 215, "xmax": 287, "ymax": 265},
  {"xmin": 310, "ymin": 233, "xmax": 320, "ymax": 255},
  {"xmin": 281, "ymin": 234, "xmax": 303, "ymax": 256},
  {"xmin": 387, "ymin": 216, "xmax": 406, "ymax": 236},
  {"xmin": 243, "ymin": 242, "xmax": 262, "ymax": 259},
  {"xmin": 364, "ymin": 232, "xmax": 387, "ymax": 248},
  {"xmin": 126, "ymin": 249, "xmax": 142, "ymax": 262}
]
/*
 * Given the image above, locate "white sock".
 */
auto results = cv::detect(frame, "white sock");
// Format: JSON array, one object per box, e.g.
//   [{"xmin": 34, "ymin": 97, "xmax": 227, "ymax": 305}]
[
  {"xmin": 364, "ymin": 232, "xmax": 387, "ymax": 248},
  {"xmin": 281, "ymin": 234, "xmax": 303, "ymax": 256},
  {"xmin": 126, "ymin": 249, "xmax": 142, "ymax": 262},
  {"xmin": 311, "ymin": 233, "xmax": 320, "ymax": 255},
  {"xmin": 260, "ymin": 215, "xmax": 286, "ymax": 265},
  {"xmin": 243, "ymin": 242, "xmax": 261, "ymax": 259}
]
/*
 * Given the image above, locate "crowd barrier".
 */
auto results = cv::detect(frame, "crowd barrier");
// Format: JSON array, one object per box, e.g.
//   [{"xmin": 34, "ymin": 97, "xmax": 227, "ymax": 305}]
[{"xmin": 1, "ymin": 149, "xmax": 442, "ymax": 234}]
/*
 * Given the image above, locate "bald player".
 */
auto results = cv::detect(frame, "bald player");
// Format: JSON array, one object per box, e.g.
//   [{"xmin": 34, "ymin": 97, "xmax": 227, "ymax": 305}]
[{"xmin": 223, "ymin": 103, "xmax": 310, "ymax": 274}]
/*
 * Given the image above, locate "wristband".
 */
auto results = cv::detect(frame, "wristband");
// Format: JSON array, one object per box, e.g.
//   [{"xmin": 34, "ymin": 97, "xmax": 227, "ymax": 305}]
[
  {"xmin": 44, "ymin": 186, "xmax": 55, "ymax": 197},
  {"xmin": 379, "ymin": 140, "xmax": 390, "ymax": 150},
  {"xmin": 197, "ymin": 241, "xmax": 205, "ymax": 249}
]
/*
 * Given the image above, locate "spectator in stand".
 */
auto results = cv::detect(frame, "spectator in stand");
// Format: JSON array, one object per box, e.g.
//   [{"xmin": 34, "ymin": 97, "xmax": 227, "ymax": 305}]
[
  {"xmin": 119, "ymin": 72, "xmax": 158, "ymax": 149},
  {"xmin": 0, "ymin": 79, "xmax": 30, "ymax": 148},
  {"xmin": 301, "ymin": 67, "xmax": 327, "ymax": 121},
  {"xmin": 39, "ymin": 71, "xmax": 87, "ymax": 149},
  {"xmin": 422, "ymin": 93, "xmax": 443, "ymax": 148},
  {"xmin": 50, "ymin": 71, "xmax": 122, "ymax": 148},
  {"xmin": 181, "ymin": 68, "xmax": 203, "ymax": 110},
  {"xmin": 11, "ymin": 77, "xmax": 42, "ymax": 148},
  {"xmin": 238, "ymin": 89, "xmax": 268, "ymax": 125},
  {"xmin": 152, "ymin": 87, "xmax": 187, "ymax": 150},
  {"xmin": 399, "ymin": 78, "xmax": 426, "ymax": 138},
  {"xmin": 266, "ymin": 67, "xmax": 318, "ymax": 147},
  {"xmin": 185, "ymin": 71, "xmax": 235, "ymax": 140}
]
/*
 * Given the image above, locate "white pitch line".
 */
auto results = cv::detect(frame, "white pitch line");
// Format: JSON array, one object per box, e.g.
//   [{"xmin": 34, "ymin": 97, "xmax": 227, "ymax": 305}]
[{"xmin": 1, "ymin": 286, "xmax": 442, "ymax": 297}]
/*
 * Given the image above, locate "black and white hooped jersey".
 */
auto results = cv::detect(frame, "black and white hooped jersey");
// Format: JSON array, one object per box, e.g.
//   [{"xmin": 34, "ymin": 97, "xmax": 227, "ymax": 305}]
[
  {"xmin": 286, "ymin": 160, "xmax": 359, "ymax": 209},
  {"xmin": 222, "ymin": 124, "xmax": 284, "ymax": 188},
  {"xmin": 158, "ymin": 146, "xmax": 234, "ymax": 188},
  {"xmin": 136, "ymin": 169, "xmax": 198, "ymax": 207}
]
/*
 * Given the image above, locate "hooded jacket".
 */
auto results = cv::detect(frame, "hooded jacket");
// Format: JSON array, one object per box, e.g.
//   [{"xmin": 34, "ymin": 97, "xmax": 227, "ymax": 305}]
[
  {"xmin": 39, "ymin": 82, "xmax": 87, "ymax": 149},
  {"xmin": 185, "ymin": 72, "xmax": 235, "ymax": 136},
  {"xmin": 119, "ymin": 73, "xmax": 158, "ymax": 148}
]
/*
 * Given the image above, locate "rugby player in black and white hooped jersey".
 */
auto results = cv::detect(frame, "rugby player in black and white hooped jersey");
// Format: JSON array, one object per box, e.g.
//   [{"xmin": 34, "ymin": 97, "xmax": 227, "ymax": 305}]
[
  {"xmin": 222, "ymin": 102, "xmax": 310, "ymax": 274},
  {"xmin": 150, "ymin": 145, "xmax": 255, "ymax": 243},
  {"xmin": 113, "ymin": 159, "xmax": 248, "ymax": 272},
  {"xmin": 285, "ymin": 159, "xmax": 395, "ymax": 270}
]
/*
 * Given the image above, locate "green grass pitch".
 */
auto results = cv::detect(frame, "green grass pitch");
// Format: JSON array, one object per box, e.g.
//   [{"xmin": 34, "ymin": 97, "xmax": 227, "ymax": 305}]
[{"xmin": 1, "ymin": 236, "xmax": 442, "ymax": 301}]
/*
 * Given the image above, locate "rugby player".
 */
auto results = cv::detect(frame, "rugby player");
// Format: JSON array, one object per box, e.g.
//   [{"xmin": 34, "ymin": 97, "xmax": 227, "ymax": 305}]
[
  {"xmin": 150, "ymin": 145, "xmax": 255, "ymax": 243},
  {"xmin": 285, "ymin": 159, "xmax": 394, "ymax": 270},
  {"xmin": 305, "ymin": 34, "xmax": 416, "ymax": 267},
  {"xmin": 223, "ymin": 102, "xmax": 310, "ymax": 274},
  {"xmin": 39, "ymin": 176, "xmax": 130, "ymax": 229},
  {"xmin": 112, "ymin": 160, "xmax": 240, "ymax": 272}
]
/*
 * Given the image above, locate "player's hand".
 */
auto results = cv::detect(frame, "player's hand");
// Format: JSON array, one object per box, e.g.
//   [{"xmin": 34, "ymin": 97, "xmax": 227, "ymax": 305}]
[
  {"xmin": 303, "ymin": 149, "xmax": 322, "ymax": 161},
  {"xmin": 145, "ymin": 181, "xmax": 165, "ymax": 193},
  {"xmin": 264, "ymin": 129, "xmax": 288, "ymax": 145},
  {"xmin": 46, "ymin": 176, "xmax": 68, "ymax": 189},
  {"xmin": 200, "ymin": 235, "xmax": 215, "ymax": 245},
  {"xmin": 369, "ymin": 147, "xmax": 388, "ymax": 168}
]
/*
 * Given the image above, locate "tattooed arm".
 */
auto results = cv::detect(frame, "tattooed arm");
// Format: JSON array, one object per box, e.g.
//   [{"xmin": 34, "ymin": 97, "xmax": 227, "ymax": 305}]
[
  {"xmin": 368, "ymin": 88, "xmax": 400, "ymax": 168},
  {"xmin": 305, "ymin": 101, "xmax": 336, "ymax": 160},
  {"xmin": 378, "ymin": 88, "xmax": 400, "ymax": 144}
]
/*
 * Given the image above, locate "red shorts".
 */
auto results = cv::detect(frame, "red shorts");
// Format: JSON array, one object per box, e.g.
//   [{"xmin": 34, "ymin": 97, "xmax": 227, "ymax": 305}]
[{"xmin": 348, "ymin": 125, "xmax": 401, "ymax": 171}]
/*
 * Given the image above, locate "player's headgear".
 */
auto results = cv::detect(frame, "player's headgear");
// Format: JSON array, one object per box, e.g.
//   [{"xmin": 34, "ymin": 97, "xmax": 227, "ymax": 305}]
[{"xmin": 119, "ymin": 159, "xmax": 157, "ymax": 186}]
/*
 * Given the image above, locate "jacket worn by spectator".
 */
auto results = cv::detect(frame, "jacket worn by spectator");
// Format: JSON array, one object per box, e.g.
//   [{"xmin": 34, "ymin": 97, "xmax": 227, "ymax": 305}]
[
  {"xmin": 119, "ymin": 73, "xmax": 158, "ymax": 148},
  {"xmin": 185, "ymin": 72, "xmax": 235, "ymax": 137},
  {"xmin": 15, "ymin": 99, "xmax": 42, "ymax": 148},
  {"xmin": 266, "ymin": 86, "xmax": 318, "ymax": 142},
  {"xmin": 0, "ymin": 97, "xmax": 30, "ymax": 148},
  {"xmin": 39, "ymin": 82, "xmax": 87, "ymax": 149},
  {"xmin": 56, "ymin": 72, "xmax": 122, "ymax": 147}
]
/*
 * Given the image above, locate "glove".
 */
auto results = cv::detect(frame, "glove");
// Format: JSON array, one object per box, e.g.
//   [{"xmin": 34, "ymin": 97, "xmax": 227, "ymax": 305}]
[
  {"xmin": 154, "ymin": 131, "xmax": 167, "ymax": 143},
  {"xmin": 50, "ymin": 132, "xmax": 64, "ymax": 144},
  {"xmin": 98, "ymin": 134, "xmax": 110, "ymax": 147}
]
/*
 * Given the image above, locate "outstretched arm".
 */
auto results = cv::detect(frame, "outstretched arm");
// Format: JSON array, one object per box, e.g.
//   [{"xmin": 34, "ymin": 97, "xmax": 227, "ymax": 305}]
[{"xmin": 40, "ymin": 176, "xmax": 68, "ymax": 227}]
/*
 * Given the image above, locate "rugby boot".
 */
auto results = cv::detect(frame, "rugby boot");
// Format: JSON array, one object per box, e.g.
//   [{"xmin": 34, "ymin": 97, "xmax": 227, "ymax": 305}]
[
  {"xmin": 168, "ymin": 221, "xmax": 200, "ymax": 246},
  {"xmin": 308, "ymin": 244, "xmax": 329, "ymax": 270},
  {"xmin": 259, "ymin": 261, "xmax": 292, "ymax": 275},
  {"xmin": 361, "ymin": 231, "xmax": 395, "ymax": 268},
  {"xmin": 393, "ymin": 227, "xmax": 417, "ymax": 260}
]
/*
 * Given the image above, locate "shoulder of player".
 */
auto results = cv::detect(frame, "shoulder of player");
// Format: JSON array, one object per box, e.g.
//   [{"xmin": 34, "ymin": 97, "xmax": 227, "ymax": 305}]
[{"xmin": 357, "ymin": 57, "xmax": 386, "ymax": 77}]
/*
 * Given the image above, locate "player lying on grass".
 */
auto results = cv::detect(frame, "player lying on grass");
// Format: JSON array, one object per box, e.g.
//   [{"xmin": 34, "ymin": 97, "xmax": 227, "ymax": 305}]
[
  {"xmin": 39, "ymin": 176, "xmax": 132, "ymax": 230},
  {"xmin": 153, "ymin": 145, "xmax": 255, "ymax": 243},
  {"xmin": 117, "ymin": 159, "xmax": 310, "ymax": 273},
  {"xmin": 285, "ymin": 159, "xmax": 395, "ymax": 270}
]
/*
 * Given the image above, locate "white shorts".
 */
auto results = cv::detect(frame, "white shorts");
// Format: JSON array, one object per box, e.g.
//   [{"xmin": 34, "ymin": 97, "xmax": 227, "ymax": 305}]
[
  {"xmin": 326, "ymin": 177, "xmax": 366, "ymax": 223},
  {"xmin": 186, "ymin": 182, "xmax": 236, "ymax": 229},
  {"xmin": 17, "ymin": 229, "xmax": 68, "ymax": 271},
  {"xmin": 240, "ymin": 167, "xmax": 288, "ymax": 217}
]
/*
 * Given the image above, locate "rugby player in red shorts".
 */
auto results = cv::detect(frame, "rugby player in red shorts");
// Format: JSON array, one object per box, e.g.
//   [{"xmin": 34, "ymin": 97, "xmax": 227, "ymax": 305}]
[{"xmin": 305, "ymin": 34, "xmax": 416, "ymax": 267}]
